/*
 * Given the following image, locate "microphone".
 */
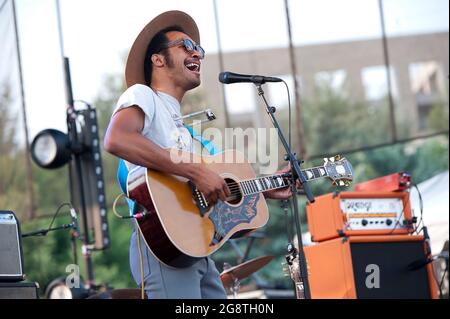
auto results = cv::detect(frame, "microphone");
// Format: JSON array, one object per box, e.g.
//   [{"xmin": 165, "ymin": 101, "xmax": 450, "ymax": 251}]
[
  {"xmin": 407, "ymin": 257, "xmax": 433, "ymax": 271},
  {"xmin": 219, "ymin": 71, "xmax": 282, "ymax": 85},
  {"xmin": 69, "ymin": 207, "xmax": 80, "ymax": 234}
]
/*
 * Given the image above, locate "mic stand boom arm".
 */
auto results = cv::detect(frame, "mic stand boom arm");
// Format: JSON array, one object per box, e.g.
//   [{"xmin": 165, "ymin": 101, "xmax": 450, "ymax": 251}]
[
  {"xmin": 22, "ymin": 223, "xmax": 75, "ymax": 238},
  {"xmin": 255, "ymin": 84, "xmax": 314, "ymax": 299}
]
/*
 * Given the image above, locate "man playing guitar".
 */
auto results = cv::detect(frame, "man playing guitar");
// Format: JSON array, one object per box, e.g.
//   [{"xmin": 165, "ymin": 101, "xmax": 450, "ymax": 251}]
[{"xmin": 104, "ymin": 10, "xmax": 295, "ymax": 299}]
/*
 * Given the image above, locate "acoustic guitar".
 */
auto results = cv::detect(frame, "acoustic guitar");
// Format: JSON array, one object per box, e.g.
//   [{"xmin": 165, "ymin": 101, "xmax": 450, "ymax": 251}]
[{"xmin": 127, "ymin": 149, "xmax": 353, "ymax": 268}]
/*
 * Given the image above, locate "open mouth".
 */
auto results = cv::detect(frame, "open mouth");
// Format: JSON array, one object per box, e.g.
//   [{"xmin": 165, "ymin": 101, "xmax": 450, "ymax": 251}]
[{"xmin": 185, "ymin": 62, "xmax": 200, "ymax": 73}]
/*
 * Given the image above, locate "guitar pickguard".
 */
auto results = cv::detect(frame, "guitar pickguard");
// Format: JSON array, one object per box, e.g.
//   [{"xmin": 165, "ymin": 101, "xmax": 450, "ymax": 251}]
[{"xmin": 208, "ymin": 194, "xmax": 259, "ymax": 246}]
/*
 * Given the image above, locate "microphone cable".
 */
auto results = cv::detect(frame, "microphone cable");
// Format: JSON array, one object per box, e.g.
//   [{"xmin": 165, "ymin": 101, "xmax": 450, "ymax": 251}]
[
  {"xmin": 411, "ymin": 183, "xmax": 424, "ymax": 235},
  {"xmin": 281, "ymin": 80, "xmax": 292, "ymax": 151},
  {"xmin": 438, "ymin": 258, "xmax": 448, "ymax": 298},
  {"xmin": 47, "ymin": 202, "xmax": 73, "ymax": 234}
]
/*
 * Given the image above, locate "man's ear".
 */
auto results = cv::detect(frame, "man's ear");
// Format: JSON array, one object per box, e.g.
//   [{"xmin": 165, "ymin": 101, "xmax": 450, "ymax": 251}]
[{"xmin": 151, "ymin": 53, "xmax": 165, "ymax": 67}]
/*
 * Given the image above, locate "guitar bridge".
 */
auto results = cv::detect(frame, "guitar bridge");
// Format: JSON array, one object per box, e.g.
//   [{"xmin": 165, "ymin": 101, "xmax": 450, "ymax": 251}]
[{"xmin": 188, "ymin": 181, "xmax": 209, "ymax": 216}]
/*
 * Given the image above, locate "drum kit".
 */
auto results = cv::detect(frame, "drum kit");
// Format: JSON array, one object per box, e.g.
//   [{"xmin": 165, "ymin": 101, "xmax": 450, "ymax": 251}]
[{"xmin": 220, "ymin": 255, "xmax": 274, "ymax": 298}]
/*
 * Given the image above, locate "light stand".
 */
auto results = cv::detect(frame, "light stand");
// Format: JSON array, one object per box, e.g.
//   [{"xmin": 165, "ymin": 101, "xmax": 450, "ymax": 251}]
[
  {"xmin": 70, "ymin": 228, "xmax": 79, "ymax": 266},
  {"xmin": 63, "ymin": 57, "xmax": 95, "ymax": 288},
  {"xmin": 255, "ymin": 84, "xmax": 313, "ymax": 299}
]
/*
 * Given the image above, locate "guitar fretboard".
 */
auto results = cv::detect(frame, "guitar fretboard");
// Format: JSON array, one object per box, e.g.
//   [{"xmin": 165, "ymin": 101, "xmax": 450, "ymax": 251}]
[{"xmin": 239, "ymin": 166, "xmax": 328, "ymax": 196}]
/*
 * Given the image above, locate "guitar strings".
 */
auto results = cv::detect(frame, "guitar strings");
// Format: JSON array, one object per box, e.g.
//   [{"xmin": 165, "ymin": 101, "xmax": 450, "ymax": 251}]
[
  {"xmin": 225, "ymin": 178, "xmax": 291, "ymax": 192},
  {"xmin": 227, "ymin": 178, "xmax": 291, "ymax": 190},
  {"xmin": 224, "ymin": 169, "xmax": 327, "ymax": 197},
  {"xmin": 224, "ymin": 183, "xmax": 294, "ymax": 200},
  {"xmin": 205, "ymin": 164, "xmax": 337, "ymax": 201},
  {"xmin": 204, "ymin": 170, "xmax": 321, "ymax": 199}
]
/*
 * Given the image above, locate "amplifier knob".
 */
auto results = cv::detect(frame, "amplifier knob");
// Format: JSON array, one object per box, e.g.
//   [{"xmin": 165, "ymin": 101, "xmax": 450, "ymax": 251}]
[
  {"xmin": 361, "ymin": 219, "xmax": 368, "ymax": 226},
  {"xmin": 386, "ymin": 219, "xmax": 393, "ymax": 226}
]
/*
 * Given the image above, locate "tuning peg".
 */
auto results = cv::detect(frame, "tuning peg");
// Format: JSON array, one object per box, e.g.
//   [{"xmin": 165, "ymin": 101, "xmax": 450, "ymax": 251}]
[
  {"xmin": 338, "ymin": 181, "xmax": 345, "ymax": 186},
  {"xmin": 329, "ymin": 157, "xmax": 335, "ymax": 162},
  {"xmin": 323, "ymin": 158, "xmax": 329, "ymax": 163}
]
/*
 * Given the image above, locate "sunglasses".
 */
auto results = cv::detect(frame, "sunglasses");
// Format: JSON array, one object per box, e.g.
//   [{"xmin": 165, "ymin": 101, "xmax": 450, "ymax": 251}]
[{"xmin": 160, "ymin": 38, "xmax": 205, "ymax": 59}]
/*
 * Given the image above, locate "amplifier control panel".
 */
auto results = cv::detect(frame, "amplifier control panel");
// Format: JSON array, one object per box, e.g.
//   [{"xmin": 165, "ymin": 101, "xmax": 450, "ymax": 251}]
[{"xmin": 340, "ymin": 198, "xmax": 407, "ymax": 230}]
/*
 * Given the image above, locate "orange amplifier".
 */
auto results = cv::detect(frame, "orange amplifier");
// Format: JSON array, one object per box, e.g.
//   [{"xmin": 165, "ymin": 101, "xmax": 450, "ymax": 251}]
[
  {"xmin": 354, "ymin": 172, "xmax": 411, "ymax": 192},
  {"xmin": 306, "ymin": 191, "xmax": 415, "ymax": 242},
  {"xmin": 304, "ymin": 235, "xmax": 438, "ymax": 299}
]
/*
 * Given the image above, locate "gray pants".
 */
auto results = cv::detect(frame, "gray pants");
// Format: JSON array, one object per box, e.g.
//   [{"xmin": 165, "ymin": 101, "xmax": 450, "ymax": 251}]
[{"xmin": 129, "ymin": 229, "xmax": 227, "ymax": 299}]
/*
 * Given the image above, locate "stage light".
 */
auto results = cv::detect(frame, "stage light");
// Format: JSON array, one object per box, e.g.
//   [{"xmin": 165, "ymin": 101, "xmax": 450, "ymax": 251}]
[
  {"xmin": 45, "ymin": 277, "xmax": 89, "ymax": 299},
  {"xmin": 31, "ymin": 129, "xmax": 72, "ymax": 169}
]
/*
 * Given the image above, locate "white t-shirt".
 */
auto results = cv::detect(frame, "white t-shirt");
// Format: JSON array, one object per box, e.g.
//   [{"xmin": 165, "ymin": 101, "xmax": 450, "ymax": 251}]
[{"xmin": 112, "ymin": 84, "xmax": 193, "ymax": 170}]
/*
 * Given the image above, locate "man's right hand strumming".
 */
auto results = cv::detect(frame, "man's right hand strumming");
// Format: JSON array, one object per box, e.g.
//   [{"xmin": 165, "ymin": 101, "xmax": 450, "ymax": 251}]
[{"xmin": 189, "ymin": 165, "xmax": 231, "ymax": 205}]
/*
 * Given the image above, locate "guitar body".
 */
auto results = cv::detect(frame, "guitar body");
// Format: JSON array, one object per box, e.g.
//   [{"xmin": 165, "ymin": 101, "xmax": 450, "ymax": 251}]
[{"xmin": 127, "ymin": 150, "xmax": 269, "ymax": 268}]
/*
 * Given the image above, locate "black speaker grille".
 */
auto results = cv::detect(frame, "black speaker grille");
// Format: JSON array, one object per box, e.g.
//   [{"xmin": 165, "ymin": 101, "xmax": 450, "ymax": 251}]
[
  {"xmin": 350, "ymin": 241, "xmax": 431, "ymax": 299},
  {"xmin": 0, "ymin": 221, "xmax": 23, "ymax": 279}
]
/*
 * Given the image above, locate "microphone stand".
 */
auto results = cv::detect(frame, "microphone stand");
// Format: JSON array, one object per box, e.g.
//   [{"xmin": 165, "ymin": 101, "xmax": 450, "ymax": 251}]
[
  {"xmin": 22, "ymin": 223, "xmax": 75, "ymax": 238},
  {"xmin": 255, "ymin": 84, "xmax": 314, "ymax": 299}
]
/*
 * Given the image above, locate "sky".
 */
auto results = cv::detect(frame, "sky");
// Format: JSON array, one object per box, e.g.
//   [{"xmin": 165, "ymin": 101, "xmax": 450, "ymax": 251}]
[{"xmin": 1, "ymin": 0, "xmax": 449, "ymax": 139}]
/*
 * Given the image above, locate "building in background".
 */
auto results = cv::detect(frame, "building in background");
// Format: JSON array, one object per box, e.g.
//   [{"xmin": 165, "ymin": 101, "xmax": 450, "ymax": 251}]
[{"xmin": 201, "ymin": 32, "xmax": 449, "ymax": 135}]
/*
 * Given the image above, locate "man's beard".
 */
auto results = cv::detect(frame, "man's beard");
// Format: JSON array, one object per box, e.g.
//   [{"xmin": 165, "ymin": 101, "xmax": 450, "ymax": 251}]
[{"xmin": 165, "ymin": 52, "xmax": 200, "ymax": 90}]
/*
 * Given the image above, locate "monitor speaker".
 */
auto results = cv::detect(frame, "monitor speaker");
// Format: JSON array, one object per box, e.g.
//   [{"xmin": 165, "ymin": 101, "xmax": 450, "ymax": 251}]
[{"xmin": 0, "ymin": 211, "xmax": 24, "ymax": 281}]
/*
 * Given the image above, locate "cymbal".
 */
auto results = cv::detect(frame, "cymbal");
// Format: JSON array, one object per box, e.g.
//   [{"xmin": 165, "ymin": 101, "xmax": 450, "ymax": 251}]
[{"xmin": 220, "ymin": 255, "xmax": 274, "ymax": 289}]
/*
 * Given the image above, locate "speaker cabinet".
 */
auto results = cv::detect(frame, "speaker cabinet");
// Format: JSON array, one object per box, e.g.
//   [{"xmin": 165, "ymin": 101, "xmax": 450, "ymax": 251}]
[
  {"xmin": 305, "ymin": 235, "xmax": 438, "ymax": 299},
  {"xmin": 0, "ymin": 282, "xmax": 39, "ymax": 299},
  {"xmin": 0, "ymin": 211, "xmax": 24, "ymax": 281}
]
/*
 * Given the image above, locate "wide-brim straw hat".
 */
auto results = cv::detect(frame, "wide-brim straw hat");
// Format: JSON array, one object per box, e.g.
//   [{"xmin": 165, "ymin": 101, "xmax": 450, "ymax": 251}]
[{"xmin": 125, "ymin": 10, "xmax": 200, "ymax": 87}]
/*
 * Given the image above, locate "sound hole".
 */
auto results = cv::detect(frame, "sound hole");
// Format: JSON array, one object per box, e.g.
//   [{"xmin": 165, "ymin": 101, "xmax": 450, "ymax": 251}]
[{"xmin": 225, "ymin": 178, "xmax": 242, "ymax": 205}]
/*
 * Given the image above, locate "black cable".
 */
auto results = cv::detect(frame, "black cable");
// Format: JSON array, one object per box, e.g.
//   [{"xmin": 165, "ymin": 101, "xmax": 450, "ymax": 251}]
[
  {"xmin": 385, "ymin": 190, "xmax": 409, "ymax": 235},
  {"xmin": 412, "ymin": 184, "xmax": 424, "ymax": 234},
  {"xmin": 22, "ymin": 203, "xmax": 73, "ymax": 238},
  {"xmin": 432, "ymin": 254, "xmax": 449, "ymax": 299},
  {"xmin": 385, "ymin": 184, "xmax": 421, "ymax": 236},
  {"xmin": 282, "ymin": 80, "xmax": 292, "ymax": 150},
  {"xmin": 438, "ymin": 264, "xmax": 448, "ymax": 299},
  {"xmin": 46, "ymin": 202, "xmax": 73, "ymax": 235}
]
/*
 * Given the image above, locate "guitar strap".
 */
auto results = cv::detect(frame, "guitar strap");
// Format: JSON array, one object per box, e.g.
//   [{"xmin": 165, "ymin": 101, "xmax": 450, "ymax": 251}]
[
  {"xmin": 183, "ymin": 124, "xmax": 222, "ymax": 155},
  {"xmin": 117, "ymin": 158, "xmax": 138, "ymax": 215},
  {"xmin": 116, "ymin": 124, "xmax": 220, "ymax": 215}
]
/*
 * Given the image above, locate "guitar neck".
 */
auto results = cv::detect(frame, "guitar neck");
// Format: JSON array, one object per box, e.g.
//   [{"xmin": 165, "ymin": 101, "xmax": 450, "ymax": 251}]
[{"xmin": 239, "ymin": 166, "xmax": 328, "ymax": 196}]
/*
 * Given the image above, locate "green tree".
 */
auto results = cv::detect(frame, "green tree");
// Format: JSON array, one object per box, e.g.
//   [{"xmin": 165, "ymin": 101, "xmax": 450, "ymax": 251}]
[
  {"xmin": 0, "ymin": 84, "xmax": 29, "ymax": 218},
  {"xmin": 427, "ymin": 101, "xmax": 449, "ymax": 132}
]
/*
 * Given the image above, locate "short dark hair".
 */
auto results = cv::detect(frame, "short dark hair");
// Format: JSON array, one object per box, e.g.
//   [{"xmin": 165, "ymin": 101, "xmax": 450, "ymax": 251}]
[{"xmin": 144, "ymin": 25, "xmax": 185, "ymax": 86}]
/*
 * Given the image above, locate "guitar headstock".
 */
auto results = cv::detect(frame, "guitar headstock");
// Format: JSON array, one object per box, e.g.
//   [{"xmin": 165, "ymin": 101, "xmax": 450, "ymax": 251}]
[{"xmin": 323, "ymin": 155, "xmax": 353, "ymax": 187}]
